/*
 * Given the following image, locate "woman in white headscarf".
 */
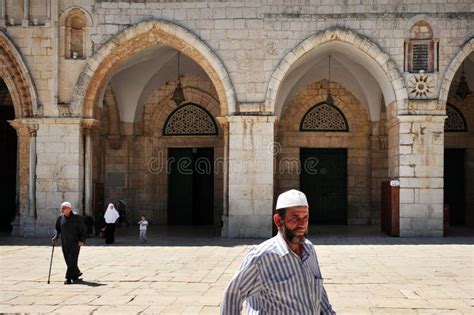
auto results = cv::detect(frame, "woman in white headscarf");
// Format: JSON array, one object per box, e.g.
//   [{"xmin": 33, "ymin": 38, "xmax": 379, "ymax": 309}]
[{"xmin": 104, "ymin": 203, "xmax": 120, "ymax": 244}]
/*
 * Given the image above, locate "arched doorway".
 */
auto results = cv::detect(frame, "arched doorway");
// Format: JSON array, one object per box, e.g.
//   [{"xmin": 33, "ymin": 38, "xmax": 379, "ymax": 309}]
[
  {"xmin": 269, "ymin": 28, "xmax": 405, "ymax": 228},
  {"xmin": 0, "ymin": 31, "xmax": 38, "ymax": 235},
  {"xmin": 0, "ymin": 79, "xmax": 17, "ymax": 232},
  {"xmin": 442, "ymin": 49, "xmax": 474, "ymax": 229},
  {"xmin": 72, "ymin": 21, "xmax": 234, "ymax": 234}
]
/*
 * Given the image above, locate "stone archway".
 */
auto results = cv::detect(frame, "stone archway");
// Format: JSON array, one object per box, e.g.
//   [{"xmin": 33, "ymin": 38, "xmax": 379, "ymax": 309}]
[
  {"xmin": 265, "ymin": 27, "xmax": 408, "ymax": 115},
  {"xmin": 0, "ymin": 31, "xmax": 39, "ymax": 235},
  {"xmin": 72, "ymin": 19, "xmax": 236, "ymax": 118},
  {"xmin": 0, "ymin": 31, "xmax": 38, "ymax": 117},
  {"xmin": 439, "ymin": 37, "xmax": 474, "ymax": 103}
]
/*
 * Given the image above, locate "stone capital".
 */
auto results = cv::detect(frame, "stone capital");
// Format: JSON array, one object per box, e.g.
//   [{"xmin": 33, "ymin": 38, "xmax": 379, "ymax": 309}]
[
  {"xmin": 26, "ymin": 123, "xmax": 39, "ymax": 137},
  {"xmin": 7, "ymin": 119, "xmax": 39, "ymax": 137},
  {"xmin": 81, "ymin": 118, "xmax": 101, "ymax": 130}
]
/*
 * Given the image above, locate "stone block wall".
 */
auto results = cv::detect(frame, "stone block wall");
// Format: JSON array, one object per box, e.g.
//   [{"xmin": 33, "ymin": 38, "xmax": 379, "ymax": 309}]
[
  {"xmin": 87, "ymin": 0, "xmax": 473, "ymax": 105},
  {"xmin": 1, "ymin": 0, "xmax": 472, "ymax": 237},
  {"xmin": 7, "ymin": 26, "xmax": 56, "ymax": 115}
]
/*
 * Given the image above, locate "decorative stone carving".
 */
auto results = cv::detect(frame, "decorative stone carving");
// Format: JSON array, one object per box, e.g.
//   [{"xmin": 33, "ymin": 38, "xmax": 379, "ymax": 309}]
[
  {"xmin": 445, "ymin": 104, "xmax": 467, "ymax": 132},
  {"xmin": 164, "ymin": 103, "xmax": 218, "ymax": 136},
  {"xmin": 300, "ymin": 102, "xmax": 349, "ymax": 132},
  {"xmin": 407, "ymin": 73, "xmax": 436, "ymax": 99},
  {"xmin": 27, "ymin": 123, "xmax": 39, "ymax": 137}
]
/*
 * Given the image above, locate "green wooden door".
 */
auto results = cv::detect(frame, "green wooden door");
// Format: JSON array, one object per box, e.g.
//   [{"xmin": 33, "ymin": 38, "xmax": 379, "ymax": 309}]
[
  {"xmin": 168, "ymin": 148, "xmax": 194, "ymax": 225},
  {"xmin": 300, "ymin": 148, "xmax": 347, "ymax": 224},
  {"xmin": 168, "ymin": 148, "xmax": 214, "ymax": 225}
]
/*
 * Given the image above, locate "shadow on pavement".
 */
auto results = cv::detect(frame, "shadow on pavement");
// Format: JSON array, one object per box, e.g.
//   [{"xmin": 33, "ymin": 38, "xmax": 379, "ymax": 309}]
[
  {"xmin": 73, "ymin": 280, "xmax": 107, "ymax": 287},
  {"xmin": 1, "ymin": 225, "xmax": 473, "ymax": 246}
]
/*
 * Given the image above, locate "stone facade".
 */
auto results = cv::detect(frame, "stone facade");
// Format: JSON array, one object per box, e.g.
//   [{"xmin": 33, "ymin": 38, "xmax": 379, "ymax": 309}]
[{"xmin": 0, "ymin": 0, "xmax": 472, "ymax": 237}]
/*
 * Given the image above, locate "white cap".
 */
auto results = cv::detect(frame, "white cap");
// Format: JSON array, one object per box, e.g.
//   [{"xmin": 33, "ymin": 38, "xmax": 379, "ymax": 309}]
[
  {"xmin": 276, "ymin": 189, "xmax": 308, "ymax": 210},
  {"xmin": 60, "ymin": 201, "xmax": 72, "ymax": 209}
]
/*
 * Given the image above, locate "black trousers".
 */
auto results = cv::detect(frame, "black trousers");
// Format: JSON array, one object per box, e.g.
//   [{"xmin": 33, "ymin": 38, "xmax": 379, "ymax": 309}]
[
  {"xmin": 105, "ymin": 223, "xmax": 116, "ymax": 244},
  {"xmin": 61, "ymin": 244, "xmax": 81, "ymax": 280}
]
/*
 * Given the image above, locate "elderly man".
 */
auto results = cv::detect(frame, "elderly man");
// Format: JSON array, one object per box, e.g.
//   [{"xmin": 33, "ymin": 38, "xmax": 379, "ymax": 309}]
[
  {"xmin": 52, "ymin": 201, "xmax": 87, "ymax": 284},
  {"xmin": 221, "ymin": 189, "xmax": 335, "ymax": 314}
]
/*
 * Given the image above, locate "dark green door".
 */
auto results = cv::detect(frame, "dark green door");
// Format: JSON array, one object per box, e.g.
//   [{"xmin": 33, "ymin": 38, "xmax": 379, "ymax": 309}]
[
  {"xmin": 444, "ymin": 149, "xmax": 465, "ymax": 225},
  {"xmin": 168, "ymin": 148, "xmax": 214, "ymax": 225},
  {"xmin": 0, "ymin": 80, "xmax": 17, "ymax": 233},
  {"xmin": 300, "ymin": 148, "xmax": 347, "ymax": 224}
]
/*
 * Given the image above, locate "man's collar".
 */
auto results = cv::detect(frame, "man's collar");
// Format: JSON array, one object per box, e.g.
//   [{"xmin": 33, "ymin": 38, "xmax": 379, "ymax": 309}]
[
  {"xmin": 275, "ymin": 232, "xmax": 312, "ymax": 259},
  {"xmin": 275, "ymin": 232, "xmax": 290, "ymax": 256}
]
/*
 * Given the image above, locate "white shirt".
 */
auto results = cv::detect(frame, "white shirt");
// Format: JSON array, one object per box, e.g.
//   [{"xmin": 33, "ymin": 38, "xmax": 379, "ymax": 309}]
[
  {"xmin": 221, "ymin": 232, "xmax": 335, "ymax": 315},
  {"xmin": 138, "ymin": 220, "xmax": 148, "ymax": 231}
]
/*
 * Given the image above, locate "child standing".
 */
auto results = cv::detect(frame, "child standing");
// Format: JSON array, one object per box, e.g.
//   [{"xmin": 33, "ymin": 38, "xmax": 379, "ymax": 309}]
[{"xmin": 138, "ymin": 216, "xmax": 148, "ymax": 243}]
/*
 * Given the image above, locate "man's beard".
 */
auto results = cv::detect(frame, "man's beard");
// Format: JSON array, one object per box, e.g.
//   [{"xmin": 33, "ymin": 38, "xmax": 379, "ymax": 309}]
[{"xmin": 282, "ymin": 223, "xmax": 308, "ymax": 244}]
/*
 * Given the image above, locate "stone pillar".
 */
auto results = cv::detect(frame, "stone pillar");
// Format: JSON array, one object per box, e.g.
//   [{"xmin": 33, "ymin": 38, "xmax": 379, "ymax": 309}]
[
  {"xmin": 216, "ymin": 117, "xmax": 230, "ymax": 236},
  {"xmin": 370, "ymin": 121, "xmax": 387, "ymax": 225},
  {"xmin": 21, "ymin": 0, "xmax": 29, "ymax": 27},
  {"xmin": 8, "ymin": 119, "xmax": 34, "ymax": 236},
  {"xmin": 0, "ymin": 0, "xmax": 6, "ymax": 28},
  {"xmin": 224, "ymin": 115, "xmax": 276, "ymax": 238},
  {"xmin": 388, "ymin": 111, "xmax": 445, "ymax": 237},
  {"xmin": 34, "ymin": 118, "xmax": 84, "ymax": 236},
  {"xmin": 25, "ymin": 123, "xmax": 38, "ymax": 235},
  {"xmin": 81, "ymin": 119, "xmax": 100, "ymax": 217}
]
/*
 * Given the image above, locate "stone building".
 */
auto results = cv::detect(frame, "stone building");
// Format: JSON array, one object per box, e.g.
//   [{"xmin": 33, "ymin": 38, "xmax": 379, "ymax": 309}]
[{"xmin": 0, "ymin": 0, "xmax": 472, "ymax": 238}]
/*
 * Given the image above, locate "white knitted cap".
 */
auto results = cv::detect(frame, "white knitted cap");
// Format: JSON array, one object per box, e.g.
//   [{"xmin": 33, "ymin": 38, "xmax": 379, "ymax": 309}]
[
  {"xmin": 275, "ymin": 189, "xmax": 308, "ymax": 210},
  {"xmin": 60, "ymin": 201, "xmax": 72, "ymax": 209}
]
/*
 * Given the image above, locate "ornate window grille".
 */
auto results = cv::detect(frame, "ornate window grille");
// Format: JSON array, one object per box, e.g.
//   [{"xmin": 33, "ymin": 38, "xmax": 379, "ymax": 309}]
[
  {"xmin": 445, "ymin": 104, "xmax": 467, "ymax": 132},
  {"xmin": 163, "ymin": 103, "xmax": 218, "ymax": 136},
  {"xmin": 300, "ymin": 102, "xmax": 349, "ymax": 132}
]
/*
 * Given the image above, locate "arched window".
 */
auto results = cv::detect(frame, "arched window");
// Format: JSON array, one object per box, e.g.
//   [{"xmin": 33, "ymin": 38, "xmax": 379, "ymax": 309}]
[
  {"xmin": 445, "ymin": 104, "xmax": 467, "ymax": 132},
  {"xmin": 405, "ymin": 21, "xmax": 437, "ymax": 73},
  {"xmin": 62, "ymin": 8, "xmax": 89, "ymax": 59},
  {"xmin": 300, "ymin": 102, "xmax": 349, "ymax": 132},
  {"xmin": 163, "ymin": 103, "xmax": 218, "ymax": 136}
]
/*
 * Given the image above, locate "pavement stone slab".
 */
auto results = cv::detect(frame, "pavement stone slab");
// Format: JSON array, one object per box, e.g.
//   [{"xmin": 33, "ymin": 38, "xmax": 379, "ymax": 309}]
[{"xmin": 0, "ymin": 231, "xmax": 473, "ymax": 314}]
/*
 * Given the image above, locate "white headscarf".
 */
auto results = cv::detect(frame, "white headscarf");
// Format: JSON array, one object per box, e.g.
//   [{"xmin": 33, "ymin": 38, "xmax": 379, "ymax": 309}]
[{"xmin": 104, "ymin": 203, "xmax": 120, "ymax": 224}]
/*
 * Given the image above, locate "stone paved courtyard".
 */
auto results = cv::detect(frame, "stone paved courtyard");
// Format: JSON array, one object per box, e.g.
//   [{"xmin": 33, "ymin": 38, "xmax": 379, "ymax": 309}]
[{"xmin": 0, "ymin": 226, "xmax": 473, "ymax": 314}]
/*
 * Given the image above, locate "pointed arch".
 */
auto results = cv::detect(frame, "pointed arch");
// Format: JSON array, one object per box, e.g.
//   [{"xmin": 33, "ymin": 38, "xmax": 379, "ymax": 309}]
[
  {"xmin": 0, "ymin": 31, "xmax": 38, "ymax": 117},
  {"xmin": 72, "ymin": 19, "xmax": 236, "ymax": 118},
  {"xmin": 265, "ymin": 27, "xmax": 407, "ymax": 116},
  {"xmin": 439, "ymin": 37, "xmax": 474, "ymax": 103}
]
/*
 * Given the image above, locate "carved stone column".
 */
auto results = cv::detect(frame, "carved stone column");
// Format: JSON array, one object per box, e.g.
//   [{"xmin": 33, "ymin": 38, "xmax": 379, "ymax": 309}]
[
  {"xmin": 8, "ymin": 119, "xmax": 38, "ymax": 236},
  {"xmin": 82, "ymin": 119, "xmax": 100, "ymax": 217}
]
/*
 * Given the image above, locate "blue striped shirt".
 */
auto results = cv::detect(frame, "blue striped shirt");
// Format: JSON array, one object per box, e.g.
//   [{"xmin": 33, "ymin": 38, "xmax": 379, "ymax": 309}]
[{"xmin": 221, "ymin": 233, "xmax": 335, "ymax": 315}]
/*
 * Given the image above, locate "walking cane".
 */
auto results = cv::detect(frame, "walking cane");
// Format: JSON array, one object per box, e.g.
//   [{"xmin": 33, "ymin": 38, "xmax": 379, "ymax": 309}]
[{"xmin": 47, "ymin": 242, "xmax": 55, "ymax": 284}]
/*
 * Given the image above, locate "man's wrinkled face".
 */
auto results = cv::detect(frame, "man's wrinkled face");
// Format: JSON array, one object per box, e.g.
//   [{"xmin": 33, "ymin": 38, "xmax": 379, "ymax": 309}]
[
  {"xmin": 61, "ymin": 205, "xmax": 72, "ymax": 217},
  {"xmin": 278, "ymin": 206, "xmax": 309, "ymax": 244}
]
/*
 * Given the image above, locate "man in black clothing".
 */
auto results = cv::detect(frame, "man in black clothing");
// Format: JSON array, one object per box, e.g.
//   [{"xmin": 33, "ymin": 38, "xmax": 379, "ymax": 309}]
[{"xmin": 52, "ymin": 201, "xmax": 87, "ymax": 284}]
